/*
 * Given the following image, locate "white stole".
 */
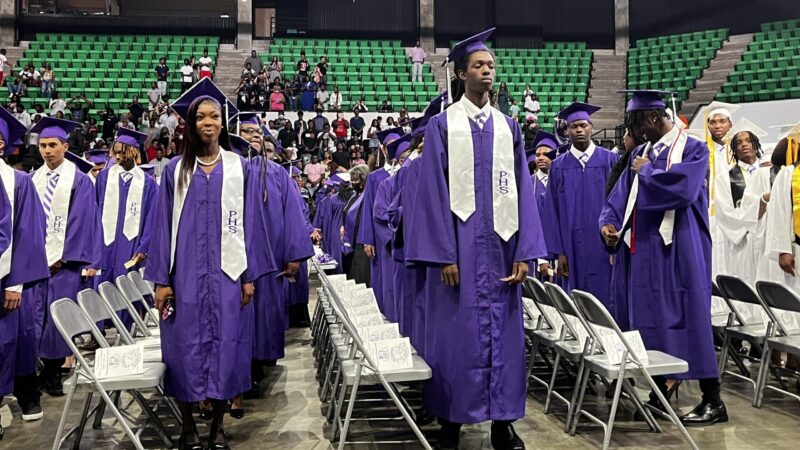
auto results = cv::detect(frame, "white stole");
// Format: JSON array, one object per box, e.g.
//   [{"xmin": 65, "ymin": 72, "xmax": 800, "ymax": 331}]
[
  {"xmin": 33, "ymin": 160, "xmax": 76, "ymax": 265},
  {"xmin": 102, "ymin": 164, "xmax": 145, "ymax": 246},
  {"xmin": 0, "ymin": 160, "xmax": 15, "ymax": 279},
  {"xmin": 446, "ymin": 98, "xmax": 518, "ymax": 241},
  {"xmin": 622, "ymin": 129, "xmax": 687, "ymax": 247},
  {"xmin": 171, "ymin": 150, "xmax": 247, "ymax": 281}
]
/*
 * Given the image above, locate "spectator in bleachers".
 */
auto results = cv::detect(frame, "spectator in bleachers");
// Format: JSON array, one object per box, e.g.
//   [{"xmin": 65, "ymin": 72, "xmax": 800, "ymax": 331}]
[
  {"xmin": 317, "ymin": 123, "xmax": 336, "ymax": 146},
  {"xmin": 315, "ymin": 84, "xmax": 329, "ymax": 111},
  {"xmin": 0, "ymin": 48, "xmax": 9, "ymax": 87},
  {"xmin": 128, "ymin": 95, "xmax": 145, "ymax": 127},
  {"xmin": 198, "ymin": 49, "xmax": 213, "ymax": 80},
  {"xmin": 379, "ymin": 99, "xmax": 393, "ymax": 112},
  {"xmin": 148, "ymin": 145, "xmax": 169, "ymax": 181},
  {"xmin": 350, "ymin": 109, "xmax": 365, "ymax": 140},
  {"xmin": 49, "ymin": 91, "xmax": 66, "ymax": 116},
  {"xmin": 7, "ymin": 74, "xmax": 25, "ymax": 96},
  {"xmin": 143, "ymin": 117, "xmax": 162, "ymax": 149},
  {"xmin": 67, "ymin": 122, "xmax": 85, "ymax": 154},
  {"xmin": 386, "ymin": 116, "xmax": 397, "ymax": 129},
  {"xmin": 497, "ymin": 81, "xmax": 510, "ymax": 115},
  {"xmin": 147, "ymin": 82, "xmax": 161, "ymax": 110},
  {"xmin": 367, "ymin": 118, "xmax": 380, "ymax": 138},
  {"xmin": 524, "ymin": 92, "xmax": 540, "ymax": 119},
  {"xmin": 100, "ymin": 108, "xmax": 119, "ymax": 140},
  {"xmin": 304, "ymin": 154, "xmax": 326, "ymax": 189},
  {"xmin": 286, "ymin": 75, "xmax": 301, "ymax": 110},
  {"xmin": 329, "ymin": 86, "xmax": 342, "ymax": 111},
  {"xmin": 523, "ymin": 84, "xmax": 534, "ymax": 98},
  {"xmin": 268, "ymin": 56, "xmax": 283, "ymax": 84},
  {"xmin": 154, "ymin": 57, "xmax": 169, "ymax": 97},
  {"xmin": 524, "ymin": 117, "xmax": 539, "ymax": 148},
  {"xmin": 40, "ymin": 63, "xmax": 54, "ymax": 97},
  {"xmin": 332, "ymin": 112, "xmax": 348, "ymax": 141},
  {"xmin": 296, "ymin": 51, "xmax": 309, "ymax": 82},
  {"xmin": 312, "ymin": 110, "xmax": 329, "ymax": 133},
  {"xmin": 409, "ymin": 41, "xmax": 426, "ymax": 83},
  {"xmin": 33, "ymin": 103, "xmax": 47, "ymax": 118},
  {"xmin": 269, "ymin": 85, "xmax": 286, "ymax": 112},
  {"xmin": 245, "ymin": 50, "xmax": 263, "ymax": 74},
  {"xmin": 351, "ymin": 149, "xmax": 366, "ymax": 167},
  {"xmin": 13, "ymin": 104, "xmax": 31, "ymax": 128},
  {"xmin": 20, "ymin": 64, "xmax": 40, "ymax": 87},
  {"xmin": 116, "ymin": 113, "xmax": 136, "ymax": 132},
  {"xmin": 316, "ymin": 56, "xmax": 329, "ymax": 86},
  {"xmin": 158, "ymin": 106, "xmax": 179, "ymax": 136},
  {"xmin": 352, "ymin": 98, "xmax": 369, "ymax": 114},
  {"xmin": 66, "ymin": 93, "xmax": 93, "ymax": 122},
  {"xmin": 180, "ymin": 59, "xmax": 194, "ymax": 93},
  {"xmin": 509, "ymin": 98, "xmax": 520, "ymax": 119},
  {"xmin": 242, "ymin": 62, "xmax": 256, "ymax": 81}
]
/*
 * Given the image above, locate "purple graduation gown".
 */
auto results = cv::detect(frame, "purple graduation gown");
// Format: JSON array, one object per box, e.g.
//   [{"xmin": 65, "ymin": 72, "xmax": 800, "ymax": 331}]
[
  {"xmin": 251, "ymin": 157, "xmax": 313, "ymax": 360},
  {"xmin": 146, "ymin": 155, "xmax": 275, "ymax": 402},
  {"xmin": 95, "ymin": 168, "xmax": 158, "ymax": 284},
  {"xmin": 285, "ymin": 191, "xmax": 314, "ymax": 307},
  {"xmin": 599, "ymin": 137, "xmax": 717, "ymax": 379},
  {"xmin": 356, "ymin": 168, "xmax": 389, "ymax": 303},
  {"xmin": 541, "ymin": 147, "xmax": 619, "ymax": 310},
  {"xmin": 0, "ymin": 171, "xmax": 49, "ymax": 396},
  {"xmin": 405, "ymin": 111, "xmax": 547, "ymax": 424},
  {"xmin": 320, "ymin": 192, "xmax": 348, "ymax": 273},
  {"xmin": 374, "ymin": 174, "xmax": 401, "ymax": 322},
  {"xmin": 32, "ymin": 169, "xmax": 100, "ymax": 360}
]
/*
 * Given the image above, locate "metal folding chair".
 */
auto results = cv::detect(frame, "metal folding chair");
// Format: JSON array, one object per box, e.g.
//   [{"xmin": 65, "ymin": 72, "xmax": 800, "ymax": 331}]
[
  {"xmin": 522, "ymin": 277, "xmax": 562, "ymax": 392},
  {"xmin": 49, "ymin": 298, "xmax": 171, "ymax": 450},
  {"xmin": 116, "ymin": 275, "xmax": 160, "ymax": 335},
  {"xmin": 754, "ymin": 281, "xmax": 800, "ymax": 409},
  {"xmin": 98, "ymin": 282, "xmax": 160, "ymax": 349},
  {"xmin": 569, "ymin": 290, "xmax": 698, "ymax": 450},
  {"xmin": 126, "ymin": 271, "xmax": 160, "ymax": 327}
]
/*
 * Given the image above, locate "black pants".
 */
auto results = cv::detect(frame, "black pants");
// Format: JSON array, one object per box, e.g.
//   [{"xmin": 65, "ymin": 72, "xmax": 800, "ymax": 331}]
[{"xmin": 653, "ymin": 376, "xmax": 721, "ymax": 405}]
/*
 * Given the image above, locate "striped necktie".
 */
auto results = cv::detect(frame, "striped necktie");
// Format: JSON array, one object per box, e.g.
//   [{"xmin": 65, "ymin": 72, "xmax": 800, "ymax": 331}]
[
  {"xmin": 578, "ymin": 152, "xmax": 589, "ymax": 167},
  {"xmin": 746, "ymin": 165, "xmax": 757, "ymax": 175},
  {"xmin": 650, "ymin": 143, "xmax": 667, "ymax": 160},
  {"xmin": 44, "ymin": 171, "xmax": 59, "ymax": 220},
  {"xmin": 475, "ymin": 112, "xmax": 487, "ymax": 130},
  {"xmin": 121, "ymin": 172, "xmax": 133, "ymax": 184}
]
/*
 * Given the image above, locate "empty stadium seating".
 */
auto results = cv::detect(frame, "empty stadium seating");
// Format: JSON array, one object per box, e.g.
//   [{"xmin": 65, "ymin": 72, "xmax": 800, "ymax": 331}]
[
  {"xmin": 494, "ymin": 42, "xmax": 592, "ymax": 126},
  {"xmin": 13, "ymin": 33, "xmax": 219, "ymax": 115},
  {"xmin": 265, "ymin": 38, "xmax": 439, "ymax": 111},
  {"xmin": 627, "ymin": 29, "xmax": 728, "ymax": 110},
  {"xmin": 717, "ymin": 19, "xmax": 800, "ymax": 103}
]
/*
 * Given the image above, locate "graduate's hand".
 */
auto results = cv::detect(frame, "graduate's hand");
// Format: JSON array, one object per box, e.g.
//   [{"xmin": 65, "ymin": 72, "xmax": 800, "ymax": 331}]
[
  {"xmin": 241, "ymin": 282, "xmax": 255, "ymax": 307},
  {"xmin": 441, "ymin": 264, "xmax": 459, "ymax": 287},
  {"xmin": 601, "ymin": 224, "xmax": 620, "ymax": 247},
  {"xmin": 779, "ymin": 253, "xmax": 796, "ymax": 276},
  {"xmin": 631, "ymin": 156, "xmax": 650, "ymax": 174},
  {"xmin": 364, "ymin": 244, "xmax": 376, "ymax": 259},
  {"xmin": 310, "ymin": 229, "xmax": 322, "ymax": 243},
  {"xmin": 538, "ymin": 262, "xmax": 551, "ymax": 276},
  {"xmin": 284, "ymin": 261, "xmax": 301, "ymax": 278},
  {"xmin": 557, "ymin": 255, "xmax": 569, "ymax": 277},
  {"xmin": 3, "ymin": 290, "xmax": 21, "ymax": 312},
  {"xmin": 49, "ymin": 260, "xmax": 63, "ymax": 276},
  {"xmin": 131, "ymin": 253, "xmax": 146, "ymax": 265},
  {"xmin": 84, "ymin": 268, "xmax": 98, "ymax": 278},
  {"xmin": 339, "ymin": 226, "xmax": 345, "ymax": 239},
  {"xmin": 154, "ymin": 285, "xmax": 173, "ymax": 313},
  {"xmin": 501, "ymin": 261, "xmax": 528, "ymax": 284}
]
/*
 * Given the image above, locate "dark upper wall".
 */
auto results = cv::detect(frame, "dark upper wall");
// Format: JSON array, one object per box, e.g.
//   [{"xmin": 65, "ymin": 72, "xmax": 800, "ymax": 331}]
[
  {"xmin": 119, "ymin": 0, "xmax": 236, "ymax": 18},
  {"xmin": 306, "ymin": 0, "xmax": 419, "ymax": 40},
  {"xmin": 630, "ymin": 0, "xmax": 800, "ymax": 42}
]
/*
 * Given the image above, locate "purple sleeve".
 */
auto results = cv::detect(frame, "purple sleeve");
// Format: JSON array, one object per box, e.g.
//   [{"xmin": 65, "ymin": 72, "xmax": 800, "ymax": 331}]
[
  {"xmin": 540, "ymin": 161, "xmax": 565, "ymax": 257},
  {"xmin": 281, "ymin": 172, "xmax": 315, "ymax": 263},
  {"xmin": 62, "ymin": 173, "xmax": 100, "ymax": 267},
  {"xmin": 144, "ymin": 159, "xmax": 176, "ymax": 286},
  {"xmin": 636, "ymin": 140, "xmax": 709, "ymax": 212},
  {"xmin": 243, "ymin": 158, "xmax": 277, "ymax": 283},
  {"xmin": 356, "ymin": 173, "xmax": 379, "ymax": 246},
  {"xmin": 509, "ymin": 118, "xmax": 547, "ymax": 262},
  {"xmin": 7, "ymin": 173, "xmax": 49, "ymax": 287},
  {"xmin": 134, "ymin": 175, "xmax": 159, "ymax": 255}
]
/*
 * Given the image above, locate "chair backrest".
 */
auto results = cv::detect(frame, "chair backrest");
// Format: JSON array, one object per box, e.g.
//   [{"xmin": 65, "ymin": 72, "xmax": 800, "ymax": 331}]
[
  {"xmin": 716, "ymin": 274, "xmax": 769, "ymax": 325},
  {"xmin": 99, "ymin": 281, "xmax": 151, "ymax": 337},
  {"xmin": 50, "ymin": 298, "xmax": 106, "ymax": 370},
  {"xmin": 128, "ymin": 270, "xmax": 155, "ymax": 298},
  {"xmin": 78, "ymin": 288, "xmax": 138, "ymax": 345},
  {"xmin": 116, "ymin": 275, "xmax": 159, "ymax": 333},
  {"xmin": 756, "ymin": 281, "xmax": 800, "ymax": 336},
  {"xmin": 544, "ymin": 282, "xmax": 593, "ymax": 343},
  {"xmin": 523, "ymin": 276, "xmax": 553, "ymax": 308}
]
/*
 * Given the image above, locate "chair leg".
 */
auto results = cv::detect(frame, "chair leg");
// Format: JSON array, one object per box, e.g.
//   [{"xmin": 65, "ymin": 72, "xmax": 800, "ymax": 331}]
[
  {"xmin": 754, "ymin": 341, "xmax": 771, "ymax": 408},
  {"xmin": 93, "ymin": 386, "xmax": 145, "ymax": 450},
  {"xmin": 329, "ymin": 366, "xmax": 349, "ymax": 439},
  {"xmin": 564, "ymin": 359, "xmax": 586, "ymax": 433},
  {"xmin": 569, "ymin": 364, "xmax": 592, "ymax": 436},
  {"xmin": 130, "ymin": 390, "xmax": 173, "ymax": 448},
  {"xmin": 602, "ymin": 364, "xmax": 627, "ymax": 450},
  {"xmin": 327, "ymin": 359, "xmax": 345, "ymax": 423},
  {"xmin": 71, "ymin": 392, "xmax": 94, "ymax": 450},
  {"xmin": 622, "ymin": 379, "xmax": 660, "ymax": 433},
  {"xmin": 642, "ymin": 374, "xmax": 699, "ymax": 450},
  {"xmin": 337, "ymin": 364, "xmax": 363, "ymax": 450},
  {"xmin": 525, "ymin": 339, "xmax": 540, "ymax": 391},
  {"xmin": 544, "ymin": 353, "xmax": 562, "ymax": 414},
  {"xmin": 52, "ymin": 375, "xmax": 78, "ymax": 450},
  {"xmin": 717, "ymin": 332, "xmax": 731, "ymax": 380}
]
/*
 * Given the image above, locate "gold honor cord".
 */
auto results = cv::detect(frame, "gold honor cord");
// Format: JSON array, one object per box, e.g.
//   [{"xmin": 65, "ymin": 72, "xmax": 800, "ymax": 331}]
[
  {"xmin": 788, "ymin": 126, "xmax": 800, "ymax": 241},
  {"xmin": 706, "ymin": 111, "xmax": 717, "ymax": 216}
]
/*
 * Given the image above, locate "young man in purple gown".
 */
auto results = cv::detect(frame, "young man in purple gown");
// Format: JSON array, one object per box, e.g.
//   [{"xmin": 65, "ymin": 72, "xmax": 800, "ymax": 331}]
[
  {"xmin": 405, "ymin": 28, "xmax": 546, "ymax": 450},
  {"xmin": 600, "ymin": 90, "xmax": 726, "ymax": 426}
]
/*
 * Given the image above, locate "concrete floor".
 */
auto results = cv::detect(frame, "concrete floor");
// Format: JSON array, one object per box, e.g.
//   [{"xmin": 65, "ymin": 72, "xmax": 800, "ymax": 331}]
[{"xmin": 3, "ymin": 279, "xmax": 800, "ymax": 449}]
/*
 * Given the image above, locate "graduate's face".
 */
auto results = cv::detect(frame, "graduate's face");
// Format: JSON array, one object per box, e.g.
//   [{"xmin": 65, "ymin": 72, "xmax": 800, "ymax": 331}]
[
  {"xmin": 112, "ymin": 142, "xmax": 137, "ymax": 170},
  {"xmin": 91, "ymin": 163, "xmax": 105, "ymax": 178},
  {"xmin": 263, "ymin": 141, "xmax": 276, "ymax": 160},
  {"xmin": 568, "ymin": 120, "xmax": 592, "ymax": 146},
  {"xmin": 733, "ymin": 131, "xmax": 757, "ymax": 164},
  {"xmin": 708, "ymin": 114, "xmax": 732, "ymax": 140},
  {"xmin": 194, "ymin": 101, "xmax": 222, "ymax": 144},
  {"xmin": 535, "ymin": 146, "xmax": 552, "ymax": 171},
  {"xmin": 39, "ymin": 137, "xmax": 69, "ymax": 169},
  {"xmin": 239, "ymin": 124, "xmax": 263, "ymax": 150},
  {"xmin": 460, "ymin": 51, "xmax": 495, "ymax": 93}
]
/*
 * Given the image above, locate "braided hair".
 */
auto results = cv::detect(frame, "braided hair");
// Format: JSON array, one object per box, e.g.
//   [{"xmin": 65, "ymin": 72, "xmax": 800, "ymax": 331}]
[{"xmin": 730, "ymin": 130, "xmax": 763, "ymax": 162}]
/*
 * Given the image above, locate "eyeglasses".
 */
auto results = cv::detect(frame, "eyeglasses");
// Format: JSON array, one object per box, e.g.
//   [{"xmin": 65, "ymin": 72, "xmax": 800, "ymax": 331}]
[{"xmin": 240, "ymin": 128, "xmax": 263, "ymax": 136}]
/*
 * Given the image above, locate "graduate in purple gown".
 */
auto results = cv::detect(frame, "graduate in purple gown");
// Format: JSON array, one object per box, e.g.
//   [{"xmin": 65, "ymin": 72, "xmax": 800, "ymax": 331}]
[
  {"xmin": 357, "ymin": 127, "xmax": 402, "ymax": 306},
  {"xmin": 85, "ymin": 148, "xmax": 110, "ymax": 185},
  {"xmin": 600, "ymin": 90, "xmax": 725, "ymax": 426},
  {"xmin": 27, "ymin": 117, "xmax": 100, "ymax": 398},
  {"xmin": 526, "ymin": 131, "xmax": 559, "ymax": 280},
  {"xmin": 96, "ymin": 128, "xmax": 158, "ymax": 329},
  {"xmin": 404, "ymin": 28, "xmax": 545, "ymax": 450},
  {"xmin": 541, "ymin": 102, "xmax": 619, "ymax": 310},
  {"xmin": 342, "ymin": 167, "xmax": 371, "ymax": 284},
  {"xmin": 323, "ymin": 174, "xmax": 350, "ymax": 272},
  {"xmin": 146, "ymin": 80, "xmax": 275, "ymax": 449},
  {"xmin": 0, "ymin": 109, "xmax": 49, "ymax": 432},
  {"xmin": 286, "ymin": 166, "xmax": 318, "ymax": 328}
]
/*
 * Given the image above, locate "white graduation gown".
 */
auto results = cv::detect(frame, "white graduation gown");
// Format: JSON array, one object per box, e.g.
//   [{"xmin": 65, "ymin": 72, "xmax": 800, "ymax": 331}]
[{"xmin": 764, "ymin": 165, "xmax": 800, "ymax": 293}]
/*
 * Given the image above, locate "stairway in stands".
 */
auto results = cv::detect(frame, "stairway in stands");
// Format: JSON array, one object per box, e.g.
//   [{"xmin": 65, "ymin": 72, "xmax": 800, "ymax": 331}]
[
  {"xmin": 1, "ymin": 44, "xmax": 29, "ymax": 79},
  {"xmin": 215, "ymin": 41, "xmax": 270, "ymax": 103},
  {"xmin": 680, "ymin": 33, "xmax": 753, "ymax": 121},
  {"xmin": 587, "ymin": 51, "xmax": 627, "ymax": 131}
]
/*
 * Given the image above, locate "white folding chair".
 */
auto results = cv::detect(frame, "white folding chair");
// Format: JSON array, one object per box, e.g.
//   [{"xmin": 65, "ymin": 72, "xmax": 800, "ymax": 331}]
[
  {"xmin": 49, "ymin": 298, "xmax": 171, "ymax": 450},
  {"xmin": 127, "ymin": 271, "xmax": 160, "ymax": 326},
  {"xmin": 522, "ymin": 277, "xmax": 562, "ymax": 392},
  {"xmin": 116, "ymin": 275, "xmax": 160, "ymax": 336},
  {"xmin": 569, "ymin": 290, "xmax": 698, "ymax": 450},
  {"xmin": 98, "ymin": 282, "xmax": 160, "ymax": 349},
  {"xmin": 754, "ymin": 281, "xmax": 800, "ymax": 409}
]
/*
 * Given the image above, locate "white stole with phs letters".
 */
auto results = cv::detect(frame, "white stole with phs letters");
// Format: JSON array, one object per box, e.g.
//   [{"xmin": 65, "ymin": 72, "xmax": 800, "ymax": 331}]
[
  {"xmin": 33, "ymin": 160, "xmax": 76, "ymax": 266},
  {"xmin": 102, "ymin": 164, "xmax": 145, "ymax": 245}
]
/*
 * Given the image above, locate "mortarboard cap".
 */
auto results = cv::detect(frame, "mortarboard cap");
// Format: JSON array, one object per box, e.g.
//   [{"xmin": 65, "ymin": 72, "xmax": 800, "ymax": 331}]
[
  {"xmin": 85, "ymin": 149, "xmax": 109, "ymax": 165},
  {"xmin": 337, "ymin": 172, "xmax": 352, "ymax": 183},
  {"xmin": 444, "ymin": 28, "xmax": 495, "ymax": 65},
  {"xmin": 115, "ymin": 128, "xmax": 148, "ymax": 149},
  {"xmin": 171, "ymin": 77, "xmax": 239, "ymax": 123},
  {"xmin": 618, "ymin": 89, "xmax": 676, "ymax": 112},
  {"xmin": 771, "ymin": 122, "xmax": 800, "ymax": 140},
  {"xmin": 64, "ymin": 151, "xmax": 94, "ymax": 173},
  {"xmin": 30, "ymin": 117, "xmax": 81, "ymax": 141},
  {"xmin": 290, "ymin": 166, "xmax": 301, "ymax": 176},
  {"xmin": 228, "ymin": 134, "xmax": 254, "ymax": 157},
  {"xmin": 228, "ymin": 112, "xmax": 261, "ymax": 131},
  {"xmin": 387, "ymin": 133, "xmax": 412, "ymax": 160},
  {"xmin": 139, "ymin": 164, "xmax": 156, "ymax": 177},
  {"xmin": 525, "ymin": 131, "xmax": 559, "ymax": 163},
  {"xmin": 697, "ymin": 101, "xmax": 740, "ymax": 121},
  {"xmin": 557, "ymin": 102, "xmax": 601, "ymax": 124},
  {"xmin": 329, "ymin": 173, "xmax": 343, "ymax": 185},
  {"xmin": 729, "ymin": 118, "xmax": 768, "ymax": 139},
  {"xmin": 0, "ymin": 107, "xmax": 29, "ymax": 149},
  {"xmin": 377, "ymin": 126, "xmax": 404, "ymax": 146},
  {"xmin": 332, "ymin": 151, "xmax": 350, "ymax": 168}
]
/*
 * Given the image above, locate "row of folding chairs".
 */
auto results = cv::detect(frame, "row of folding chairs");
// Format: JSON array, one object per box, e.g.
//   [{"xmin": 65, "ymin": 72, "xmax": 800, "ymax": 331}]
[
  {"xmin": 521, "ymin": 277, "xmax": 699, "ymax": 450},
  {"xmin": 713, "ymin": 275, "xmax": 800, "ymax": 409},
  {"xmin": 309, "ymin": 261, "xmax": 433, "ymax": 450},
  {"xmin": 49, "ymin": 271, "xmax": 176, "ymax": 450}
]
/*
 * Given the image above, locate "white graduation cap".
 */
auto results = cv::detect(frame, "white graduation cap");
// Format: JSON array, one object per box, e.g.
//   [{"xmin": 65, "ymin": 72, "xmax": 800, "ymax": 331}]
[
  {"xmin": 696, "ymin": 101, "xmax": 741, "ymax": 122},
  {"xmin": 729, "ymin": 118, "xmax": 768, "ymax": 139},
  {"xmin": 685, "ymin": 128, "xmax": 708, "ymax": 140},
  {"xmin": 337, "ymin": 172, "xmax": 352, "ymax": 183},
  {"xmin": 770, "ymin": 121, "xmax": 800, "ymax": 140}
]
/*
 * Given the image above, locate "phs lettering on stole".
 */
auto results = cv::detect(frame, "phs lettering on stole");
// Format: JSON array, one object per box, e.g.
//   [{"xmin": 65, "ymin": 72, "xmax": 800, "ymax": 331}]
[
  {"xmin": 498, "ymin": 170, "xmax": 510, "ymax": 195},
  {"xmin": 227, "ymin": 210, "xmax": 239, "ymax": 234},
  {"xmin": 52, "ymin": 215, "xmax": 65, "ymax": 234},
  {"xmin": 129, "ymin": 202, "xmax": 139, "ymax": 217}
]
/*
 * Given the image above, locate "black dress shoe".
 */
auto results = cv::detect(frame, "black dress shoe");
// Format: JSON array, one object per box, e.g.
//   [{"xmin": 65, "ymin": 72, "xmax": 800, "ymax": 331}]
[
  {"xmin": 208, "ymin": 424, "xmax": 231, "ymax": 450},
  {"xmin": 178, "ymin": 430, "xmax": 204, "ymax": 450},
  {"xmin": 490, "ymin": 422, "xmax": 525, "ymax": 450},
  {"xmin": 21, "ymin": 399, "xmax": 44, "ymax": 421},
  {"xmin": 680, "ymin": 401, "xmax": 728, "ymax": 427},
  {"xmin": 242, "ymin": 382, "xmax": 261, "ymax": 400}
]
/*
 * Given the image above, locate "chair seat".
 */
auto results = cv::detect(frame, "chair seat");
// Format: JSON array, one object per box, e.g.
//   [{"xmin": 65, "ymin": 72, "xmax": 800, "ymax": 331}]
[
  {"xmin": 711, "ymin": 313, "xmax": 730, "ymax": 327},
  {"xmin": 524, "ymin": 319, "xmax": 537, "ymax": 331},
  {"xmin": 585, "ymin": 350, "xmax": 688, "ymax": 378},
  {"xmin": 533, "ymin": 328, "xmax": 560, "ymax": 348},
  {"xmin": 554, "ymin": 339, "xmax": 585, "ymax": 362},
  {"xmin": 133, "ymin": 336, "xmax": 161, "ymax": 348},
  {"xmin": 143, "ymin": 348, "xmax": 162, "ymax": 363},
  {"xmin": 341, "ymin": 355, "xmax": 431, "ymax": 385},
  {"xmin": 726, "ymin": 324, "xmax": 767, "ymax": 341},
  {"xmin": 65, "ymin": 362, "xmax": 166, "ymax": 391},
  {"xmin": 767, "ymin": 335, "xmax": 800, "ymax": 354}
]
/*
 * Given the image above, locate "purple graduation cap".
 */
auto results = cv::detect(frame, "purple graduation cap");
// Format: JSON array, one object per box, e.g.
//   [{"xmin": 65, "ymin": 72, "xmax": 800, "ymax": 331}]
[
  {"xmin": 376, "ymin": 126, "xmax": 404, "ymax": 146},
  {"xmin": 64, "ymin": 151, "xmax": 95, "ymax": 174},
  {"xmin": 557, "ymin": 102, "xmax": 601, "ymax": 125},
  {"xmin": 442, "ymin": 28, "xmax": 495, "ymax": 103},
  {"xmin": 115, "ymin": 127, "xmax": 148, "ymax": 150},
  {"xmin": 410, "ymin": 92, "xmax": 450, "ymax": 137},
  {"xmin": 228, "ymin": 112, "xmax": 261, "ymax": 133},
  {"xmin": 290, "ymin": 166, "xmax": 302, "ymax": 177},
  {"xmin": 228, "ymin": 134, "xmax": 255, "ymax": 157},
  {"xmin": 85, "ymin": 148, "xmax": 110, "ymax": 165},
  {"xmin": 387, "ymin": 133, "xmax": 412, "ymax": 160},
  {"xmin": 0, "ymin": 106, "xmax": 29, "ymax": 149},
  {"xmin": 30, "ymin": 116, "xmax": 82, "ymax": 141},
  {"xmin": 332, "ymin": 150, "xmax": 350, "ymax": 168},
  {"xmin": 171, "ymin": 77, "xmax": 239, "ymax": 124},
  {"xmin": 139, "ymin": 163, "xmax": 156, "ymax": 177},
  {"xmin": 526, "ymin": 131, "xmax": 558, "ymax": 163},
  {"xmin": 618, "ymin": 89, "xmax": 677, "ymax": 115}
]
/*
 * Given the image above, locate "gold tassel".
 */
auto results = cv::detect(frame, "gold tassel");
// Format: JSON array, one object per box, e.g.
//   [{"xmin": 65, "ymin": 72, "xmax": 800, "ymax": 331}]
[{"xmin": 706, "ymin": 111, "xmax": 716, "ymax": 217}]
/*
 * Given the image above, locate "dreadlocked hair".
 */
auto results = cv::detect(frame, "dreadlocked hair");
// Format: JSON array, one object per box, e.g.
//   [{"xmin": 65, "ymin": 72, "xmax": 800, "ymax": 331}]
[
  {"xmin": 730, "ymin": 130, "xmax": 763, "ymax": 162},
  {"xmin": 112, "ymin": 141, "xmax": 141, "ymax": 165},
  {"xmin": 623, "ymin": 108, "xmax": 669, "ymax": 133}
]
